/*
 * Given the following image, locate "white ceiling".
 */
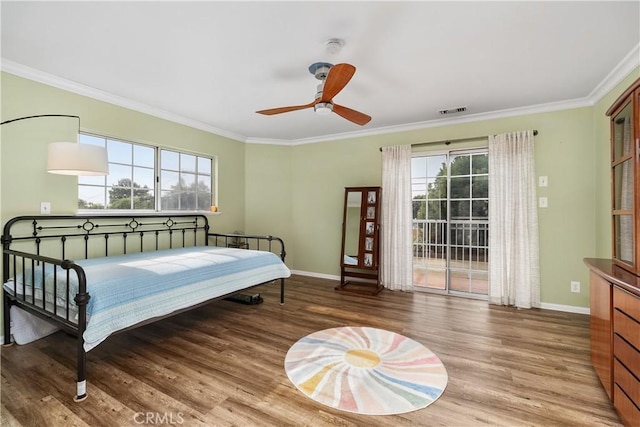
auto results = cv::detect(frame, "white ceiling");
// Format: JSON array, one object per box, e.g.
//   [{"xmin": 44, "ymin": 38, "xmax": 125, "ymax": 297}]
[{"xmin": 2, "ymin": 1, "xmax": 639, "ymax": 144}]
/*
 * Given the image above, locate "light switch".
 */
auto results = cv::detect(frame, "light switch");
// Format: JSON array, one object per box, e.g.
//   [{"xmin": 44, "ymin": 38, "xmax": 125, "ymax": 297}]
[
  {"xmin": 539, "ymin": 176, "xmax": 548, "ymax": 187},
  {"xmin": 538, "ymin": 197, "xmax": 548, "ymax": 208}
]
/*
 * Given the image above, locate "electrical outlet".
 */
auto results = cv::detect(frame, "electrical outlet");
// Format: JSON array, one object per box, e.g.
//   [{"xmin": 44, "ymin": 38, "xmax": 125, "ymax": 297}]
[
  {"xmin": 538, "ymin": 197, "xmax": 548, "ymax": 208},
  {"xmin": 40, "ymin": 202, "xmax": 51, "ymax": 215},
  {"xmin": 570, "ymin": 281, "xmax": 580, "ymax": 293}
]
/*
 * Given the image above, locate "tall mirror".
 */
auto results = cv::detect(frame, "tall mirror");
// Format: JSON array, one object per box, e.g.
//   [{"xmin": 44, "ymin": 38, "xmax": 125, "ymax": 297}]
[
  {"xmin": 342, "ymin": 190, "xmax": 362, "ymax": 266},
  {"xmin": 338, "ymin": 186, "xmax": 382, "ymax": 295}
]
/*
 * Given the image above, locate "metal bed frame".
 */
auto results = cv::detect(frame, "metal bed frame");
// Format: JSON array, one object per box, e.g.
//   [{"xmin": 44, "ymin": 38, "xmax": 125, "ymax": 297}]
[{"xmin": 1, "ymin": 214, "xmax": 287, "ymax": 402}]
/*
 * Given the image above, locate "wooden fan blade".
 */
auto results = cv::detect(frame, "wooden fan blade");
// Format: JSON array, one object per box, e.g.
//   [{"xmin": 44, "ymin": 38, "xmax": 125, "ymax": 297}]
[
  {"xmin": 332, "ymin": 104, "xmax": 371, "ymax": 126},
  {"xmin": 256, "ymin": 101, "xmax": 317, "ymax": 115},
  {"xmin": 320, "ymin": 63, "xmax": 356, "ymax": 102}
]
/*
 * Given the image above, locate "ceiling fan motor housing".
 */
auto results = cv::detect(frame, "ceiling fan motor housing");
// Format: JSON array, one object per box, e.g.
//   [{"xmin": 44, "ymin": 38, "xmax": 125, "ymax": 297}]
[
  {"xmin": 308, "ymin": 62, "xmax": 333, "ymax": 80},
  {"xmin": 315, "ymin": 82, "xmax": 325, "ymax": 100}
]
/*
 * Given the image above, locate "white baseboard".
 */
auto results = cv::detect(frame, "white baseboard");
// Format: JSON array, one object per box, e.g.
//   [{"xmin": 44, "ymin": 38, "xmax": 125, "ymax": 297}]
[
  {"xmin": 539, "ymin": 302, "xmax": 590, "ymax": 315},
  {"xmin": 290, "ymin": 270, "xmax": 340, "ymax": 281},
  {"xmin": 289, "ymin": 270, "xmax": 590, "ymax": 315}
]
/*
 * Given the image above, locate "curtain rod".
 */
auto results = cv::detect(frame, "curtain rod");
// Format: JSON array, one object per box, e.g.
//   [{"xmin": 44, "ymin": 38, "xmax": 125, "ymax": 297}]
[{"xmin": 379, "ymin": 130, "xmax": 538, "ymax": 151}]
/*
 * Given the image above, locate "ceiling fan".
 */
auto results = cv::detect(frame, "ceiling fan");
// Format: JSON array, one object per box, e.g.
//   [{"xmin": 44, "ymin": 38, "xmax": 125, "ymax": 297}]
[{"xmin": 256, "ymin": 62, "xmax": 372, "ymax": 126}]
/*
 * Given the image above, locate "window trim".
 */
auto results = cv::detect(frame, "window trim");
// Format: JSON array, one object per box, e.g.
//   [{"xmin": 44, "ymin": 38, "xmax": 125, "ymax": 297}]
[{"xmin": 77, "ymin": 132, "xmax": 217, "ymax": 214}]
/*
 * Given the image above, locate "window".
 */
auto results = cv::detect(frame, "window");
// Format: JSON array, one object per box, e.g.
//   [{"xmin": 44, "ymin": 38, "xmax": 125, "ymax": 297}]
[
  {"xmin": 78, "ymin": 133, "xmax": 215, "ymax": 211},
  {"xmin": 160, "ymin": 149, "xmax": 213, "ymax": 211}
]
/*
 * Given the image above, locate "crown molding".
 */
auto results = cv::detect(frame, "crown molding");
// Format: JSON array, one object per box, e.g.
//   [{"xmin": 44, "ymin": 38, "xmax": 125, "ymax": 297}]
[
  {"xmin": 588, "ymin": 42, "xmax": 640, "ymax": 104},
  {"xmin": 4, "ymin": 42, "xmax": 639, "ymax": 147},
  {"xmin": 0, "ymin": 59, "xmax": 247, "ymax": 143},
  {"xmin": 251, "ymin": 97, "xmax": 592, "ymax": 146},
  {"xmin": 245, "ymin": 43, "xmax": 640, "ymax": 146},
  {"xmin": 243, "ymin": 137, "xmax": 293, "ymax": 146}
]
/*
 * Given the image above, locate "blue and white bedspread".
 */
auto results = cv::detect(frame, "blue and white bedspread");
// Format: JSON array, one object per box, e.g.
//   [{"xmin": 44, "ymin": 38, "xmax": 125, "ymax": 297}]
[{"xmin": 4, "ymin": 246, "xmax": 290, "ymax": 351}]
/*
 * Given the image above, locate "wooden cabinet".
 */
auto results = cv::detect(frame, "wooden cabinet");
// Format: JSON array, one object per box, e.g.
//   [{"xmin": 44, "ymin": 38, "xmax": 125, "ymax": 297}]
[
  {"xmin": 590, "ymin": 270, "xmax": 613, "ymax": 399},
  {"xmin": 594, "ymin": 77, "xmax": 640, "ymax": 426},
  {"xmin": 607, "ymin": 77, "xmax": 640, "ymax": 276},
  {"xmin": 586, "ymin": 259, "xmax": 640, "ymax": 426},
  {"xmin": 336, "ymin": 186, "xmax": 383, "ymax": 295},
  {"xmin": 613, "ymin": 286, "xmax": 640, "ymax": 427}
]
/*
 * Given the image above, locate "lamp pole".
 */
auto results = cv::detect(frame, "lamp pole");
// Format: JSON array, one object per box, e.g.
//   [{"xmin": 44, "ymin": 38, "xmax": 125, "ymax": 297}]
[{"xmin": 0, "ymin": 114, "xmax": 80, "ymax": 127}]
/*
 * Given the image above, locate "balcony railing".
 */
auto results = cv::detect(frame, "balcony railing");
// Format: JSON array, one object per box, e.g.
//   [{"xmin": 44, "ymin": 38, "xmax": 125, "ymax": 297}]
[{"xmin": 412, "ymin": 219, "xmax": 489, "ymax": 262}]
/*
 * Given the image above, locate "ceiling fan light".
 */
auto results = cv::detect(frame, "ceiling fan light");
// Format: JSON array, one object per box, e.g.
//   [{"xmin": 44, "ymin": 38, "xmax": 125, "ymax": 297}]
[
  {"xmin": 324, "ymin": 38, "xmax": 345, "ymax": 55},
  {"xmin": 314, "ymin": 102, "xmax": 333, "ymax": 115}
]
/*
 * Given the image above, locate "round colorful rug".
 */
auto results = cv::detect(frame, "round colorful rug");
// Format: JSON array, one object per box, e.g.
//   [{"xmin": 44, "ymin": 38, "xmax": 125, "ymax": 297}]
[{"xmin": 284, "ymin": 326, "xmax": 448, "ymax": 415}]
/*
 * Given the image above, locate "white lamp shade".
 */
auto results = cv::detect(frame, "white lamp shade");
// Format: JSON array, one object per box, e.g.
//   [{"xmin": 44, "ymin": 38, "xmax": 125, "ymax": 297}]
[{"xmin": 47, "ymin": 142, "xmax": 109, "ymax": 176}]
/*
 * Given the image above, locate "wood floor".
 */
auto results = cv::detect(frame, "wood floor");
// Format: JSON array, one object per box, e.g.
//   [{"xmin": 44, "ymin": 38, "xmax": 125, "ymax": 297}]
[{"xmin": 1, "ymin": 275, "xmax": 622, "ymax": 427}]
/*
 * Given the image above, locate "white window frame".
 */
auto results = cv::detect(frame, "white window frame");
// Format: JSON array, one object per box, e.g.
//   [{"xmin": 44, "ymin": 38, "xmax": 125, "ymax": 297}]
[{"xmin": 77, "ymin": 132, "xmax": 217, "ymax": 213}]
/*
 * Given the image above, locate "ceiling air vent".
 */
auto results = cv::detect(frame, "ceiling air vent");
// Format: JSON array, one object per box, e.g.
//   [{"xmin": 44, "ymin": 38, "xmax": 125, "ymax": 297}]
[{"xmin": 439, "ymin": 106, "xmax": 467, "ymax": 115}]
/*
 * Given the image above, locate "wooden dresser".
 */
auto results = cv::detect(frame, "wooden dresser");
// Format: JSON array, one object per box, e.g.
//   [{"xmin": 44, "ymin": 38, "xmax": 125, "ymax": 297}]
[{"xmin": 586, "ymin": 258, "xmax": 640, "ymax": 426}]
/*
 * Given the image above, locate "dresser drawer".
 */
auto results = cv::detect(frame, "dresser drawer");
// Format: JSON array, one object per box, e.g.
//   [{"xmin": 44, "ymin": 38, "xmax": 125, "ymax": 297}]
[
  {"xmin": 614, "ymin": 383, "xmax": 640, "ymax": 427},
  {"xmin": 614, "ymin": 309, "xmax": 640, "ymax": 351},
  {"xmin": 614, "ymin": 334, "xmax": 640, "ymax": 378},
  {"xmin": 614, "ymin": 358, "xmax": 640, "ymax": 410},
  {"xmin": 614, "ymin": 286, "xmax": 640, "ymax": 321}
]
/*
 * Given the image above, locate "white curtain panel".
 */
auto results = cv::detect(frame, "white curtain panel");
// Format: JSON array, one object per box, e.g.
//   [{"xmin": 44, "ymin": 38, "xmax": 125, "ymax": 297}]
[
  {"xmin": 381, "ymin": 145, "xmax": 413, "ymax": 291},
  {"xmin": 488, "ymin": 131, "xmax": 540, "ymax": 308}
]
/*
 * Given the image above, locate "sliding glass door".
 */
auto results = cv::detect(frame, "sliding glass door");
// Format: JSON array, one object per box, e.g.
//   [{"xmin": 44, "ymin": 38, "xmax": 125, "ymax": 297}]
[{"xmin": 411, "ymin": 150, "xmax": 489, "ymax": 297}]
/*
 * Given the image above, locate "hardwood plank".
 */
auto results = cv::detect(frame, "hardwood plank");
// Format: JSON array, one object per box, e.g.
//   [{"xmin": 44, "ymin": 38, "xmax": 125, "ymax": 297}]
[
  {"xmin": 35, "ymin": 396, "xmax": 91, "ymax": 427},
  {"xmin": 1, "ymin": 274, "xmax": 623, "ymax": 426},
  {"xmin": 1, "ymin": 404, "xmax": 24, "ymax": 427},
  {"xmin": 1, "ymin": 374, "xmax": 48, "ymax": 427}
]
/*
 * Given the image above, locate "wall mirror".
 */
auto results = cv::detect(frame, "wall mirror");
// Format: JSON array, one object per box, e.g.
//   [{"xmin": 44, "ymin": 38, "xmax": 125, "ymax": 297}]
[{"xmin": 342, "ymin": 190, "xmax": 362, "ymax": 266}]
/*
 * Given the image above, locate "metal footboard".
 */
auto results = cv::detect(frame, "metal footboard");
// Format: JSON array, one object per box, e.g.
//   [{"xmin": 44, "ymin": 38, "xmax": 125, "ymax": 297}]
[{"xmin": 2, "ymin": 248, "xmax": 91, "ymax": 401}]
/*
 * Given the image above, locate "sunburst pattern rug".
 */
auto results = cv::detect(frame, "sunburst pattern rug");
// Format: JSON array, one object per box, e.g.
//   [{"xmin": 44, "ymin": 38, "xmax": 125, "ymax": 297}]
[{"xmin": 284, "ymin": 326, "xmax": 448, "ymax": 415}]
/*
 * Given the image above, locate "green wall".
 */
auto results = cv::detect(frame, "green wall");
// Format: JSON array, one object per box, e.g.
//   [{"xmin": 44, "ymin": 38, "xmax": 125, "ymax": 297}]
[
  {"xmin": 243, "ymin": 143, "xmax": 295, "ymax": 266},
  {"xmin": 245, "ymin": 67, "xmax": 639, "ymax": 309},
  {"xmin": 2, "ymin": 67, "xmax": 639, "ymax": 311},
  {"xmin": 1, "ymin": 73, "xmax": 246, "ymax": 232},
  {"xmin": 247, "ymin": 108, "xmax": 596, "ymax": 308}
]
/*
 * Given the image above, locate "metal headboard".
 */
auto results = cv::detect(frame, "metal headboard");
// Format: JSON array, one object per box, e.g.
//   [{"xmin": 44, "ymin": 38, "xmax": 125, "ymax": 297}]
[{"xmin": 2, "ymin": 214, "xmax": 210, "ymax": 282}]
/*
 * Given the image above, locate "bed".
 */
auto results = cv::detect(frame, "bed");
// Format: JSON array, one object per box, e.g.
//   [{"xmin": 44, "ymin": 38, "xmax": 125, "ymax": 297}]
[{"xmin": 1, "ymin": 214, "xmax": 290, "ymax": 402}]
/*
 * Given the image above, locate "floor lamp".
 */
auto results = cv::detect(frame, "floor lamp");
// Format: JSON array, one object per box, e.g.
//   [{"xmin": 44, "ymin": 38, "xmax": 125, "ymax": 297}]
[{"xmin": 0, "ymin": 114, "xmax": 108, "ymax": 176}]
